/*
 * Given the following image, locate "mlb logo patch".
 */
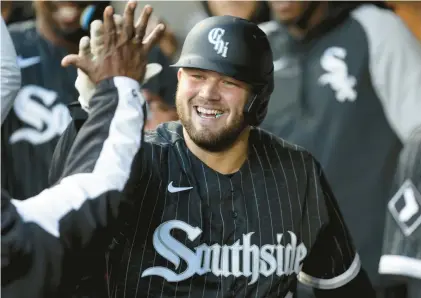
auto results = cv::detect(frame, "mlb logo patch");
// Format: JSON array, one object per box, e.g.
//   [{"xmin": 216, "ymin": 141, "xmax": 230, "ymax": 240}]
[{"xmin": 388, "ymin": 179, "xmax": 421, "ymax": 236}]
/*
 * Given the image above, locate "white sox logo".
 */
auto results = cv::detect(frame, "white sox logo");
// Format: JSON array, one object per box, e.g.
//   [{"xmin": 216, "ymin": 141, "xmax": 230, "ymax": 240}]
[
  {"xmin": 141, "ymin": 220, "xmax": 307, "ymax": 285},
  {"xmin": 10, "ymin": 85, "xmax": 72, "ymax": 145},
  {"xmin": 208, "ymin": 28, "xmax": 229, "ymax": 58},
  {"xmin": 318, "ymin": 47, "xmax": 357, "ymax": 102}
]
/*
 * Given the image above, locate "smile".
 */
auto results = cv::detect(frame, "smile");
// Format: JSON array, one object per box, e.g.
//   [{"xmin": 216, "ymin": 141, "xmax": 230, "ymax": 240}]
[{"xmin": 195, "ymin": 106, "xmax": 225, "ymax": 119}]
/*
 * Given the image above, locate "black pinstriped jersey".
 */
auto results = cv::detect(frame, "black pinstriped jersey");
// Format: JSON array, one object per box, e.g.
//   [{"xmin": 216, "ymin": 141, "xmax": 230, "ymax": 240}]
[
  {"xmin": 2, "ymin": 77, "xmax": 373, "ymax": 298},
  {"xmin": 108, "ymin": 130, "xmax": 363, "ymax": 296}
]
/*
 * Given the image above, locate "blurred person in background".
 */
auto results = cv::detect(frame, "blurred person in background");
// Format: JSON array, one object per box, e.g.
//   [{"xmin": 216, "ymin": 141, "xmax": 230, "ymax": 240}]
[
  {"xmin": 1, "ymin": 16, "xmax": 21, "ymax": 124},
  {"xmin": 389, "ymin": 1, "xmax": 421, "ymax": 43},
  {"xmin": 144, "ymin": 12, "xmax": 179, "ymax": 60},
  {"xmin": 1, "ymin": 1, "xmax": 35, "ymax": 25},
  {"xmin": 379, "ymin": 125, "xmax": 421, "ymax": 298},
  {"xmin": 259, "ymin": 1, "xmax": 421, "ymax": 297},
  {"xmin": 202, "ymin": 0, "xmax": 271, "ymax": 24},
  {"xmin": 183, "ymin": 1, "xmax": 271, "ymax": 53},
  {"xmin": 1, "ymin": 1, "xmax": 177, "ymax": 201}
]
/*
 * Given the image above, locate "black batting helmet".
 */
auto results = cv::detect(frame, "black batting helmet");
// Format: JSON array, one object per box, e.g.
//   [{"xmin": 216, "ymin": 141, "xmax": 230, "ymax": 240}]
[{"xmin": 171, "ymin": 15, "xmax": 274, "ymax": 126}]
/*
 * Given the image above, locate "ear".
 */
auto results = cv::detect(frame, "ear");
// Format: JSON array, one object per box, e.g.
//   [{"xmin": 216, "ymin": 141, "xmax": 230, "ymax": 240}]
[{"xmin": 177, "ymin": 68, "xmax": 183, "ymax": 81}]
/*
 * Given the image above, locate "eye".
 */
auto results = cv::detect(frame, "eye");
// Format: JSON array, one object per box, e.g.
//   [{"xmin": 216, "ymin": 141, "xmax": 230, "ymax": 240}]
[
  {"xmin": 191, "ymin": 74, "xmax": 205, "ymax": 80},
  {"xmin": 223, "ymin": 80, "xmax": 237, "ymax": 87}
]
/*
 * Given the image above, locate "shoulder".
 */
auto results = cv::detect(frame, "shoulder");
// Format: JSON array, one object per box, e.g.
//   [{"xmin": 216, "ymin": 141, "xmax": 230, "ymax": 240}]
[
  {"xmin": 351, "ymin": 3, "xmax": 402, "ymax": 25},
  {"xmin": 258, "ymin": 20, "xmax": 281, "ymax": 36},
  {"xmin": 258, "ymin": 20, "xmax": 287, "ymax": 45},
  {"xmin": 350, "ymin": 4, "xmax": 414, "ymax": 46},
  {"xmin": 8, "ymin": 20, "xmax": 37, "ymax": 44},
  {"xmin": 251, "ymin": 127, "xmax": 315, "ymax": 165}
]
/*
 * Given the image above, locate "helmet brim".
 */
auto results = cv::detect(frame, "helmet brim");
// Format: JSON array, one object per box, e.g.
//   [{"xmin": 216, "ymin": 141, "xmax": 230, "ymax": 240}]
[{"xmin": 171, "ymin": 55, "xmax": 266, "ymax": 87}]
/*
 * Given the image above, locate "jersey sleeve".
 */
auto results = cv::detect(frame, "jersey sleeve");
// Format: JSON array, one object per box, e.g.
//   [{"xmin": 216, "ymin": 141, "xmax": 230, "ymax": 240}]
[
  {"xmin": 352, "ymin": 5, "xmax": 421, "ymax": 143},
  {"xmin": 1, "ymin": 76, "xmax": 147, "ymax": 297},
  {"xmin": 298, "ymin": 159, "xmax": 374, "ymax": 296},
  {"xmin": 0, "ymin": 16, "xmax": 21, "ymax": 124},
  {"xmin": 48, "ymin": 104, "xmax": 89, "ymax": 186}
]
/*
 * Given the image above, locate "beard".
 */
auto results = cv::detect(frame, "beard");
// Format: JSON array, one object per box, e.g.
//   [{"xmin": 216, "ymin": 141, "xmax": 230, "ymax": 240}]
[{"xmin": 176, "ymin": 94, "xmax": 247, "ymax": 153}]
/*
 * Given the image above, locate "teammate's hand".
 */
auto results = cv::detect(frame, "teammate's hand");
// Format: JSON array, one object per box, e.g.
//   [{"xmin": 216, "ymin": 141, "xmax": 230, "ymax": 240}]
[
  {"xmin": 61, "ymin": 2, "xmax": 165, "ymax": 84},
  {"xmin": 75, "ymin": 36, "xmax": 95, "ymax": 111},
  {"xmin": 75, "ymin": 15, "xmax": 123, "ymax": 112}
]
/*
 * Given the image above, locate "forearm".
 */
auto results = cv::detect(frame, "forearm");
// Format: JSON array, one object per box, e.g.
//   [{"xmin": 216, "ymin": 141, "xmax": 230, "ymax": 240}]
[{"xmin": 2, "ymin": 77, "xmax": 146, "ymax": 295}]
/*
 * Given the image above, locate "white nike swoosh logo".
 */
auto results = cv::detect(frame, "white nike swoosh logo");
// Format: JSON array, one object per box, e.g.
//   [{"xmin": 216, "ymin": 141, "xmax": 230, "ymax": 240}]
[
  {"xmin": 17, "ymin": 56, "xmax": 41, "ymax": 69},
  {"xmin": 167, "ymin": 181, "xmax": 193, "ymax": 193}
]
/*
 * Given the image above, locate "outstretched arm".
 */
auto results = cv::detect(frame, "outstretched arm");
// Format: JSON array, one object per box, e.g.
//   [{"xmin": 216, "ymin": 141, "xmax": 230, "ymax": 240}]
[
  {"xmin": 2, "ymin": 76, "xmax": 146, "ymax": 297},
  {"xmin": 1, "ymin": 2, "xmax": 165, "ymax": 297}
]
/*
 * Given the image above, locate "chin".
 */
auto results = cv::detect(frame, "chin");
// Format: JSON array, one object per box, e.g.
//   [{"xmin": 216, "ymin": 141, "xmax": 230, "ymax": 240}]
[
  {"xmin": 191, "ymin": 135, "xmax": 236, "ymax": 153},
  {"xmin": 185, "ymin": 122, "xmax": 248, "ymax": 153}
]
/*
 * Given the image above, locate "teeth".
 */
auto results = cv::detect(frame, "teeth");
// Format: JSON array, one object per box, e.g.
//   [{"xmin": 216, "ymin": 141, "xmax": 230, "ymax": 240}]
[{"xmin": 197, "ymin": 106, "xmax": 223, "ymax": 115}]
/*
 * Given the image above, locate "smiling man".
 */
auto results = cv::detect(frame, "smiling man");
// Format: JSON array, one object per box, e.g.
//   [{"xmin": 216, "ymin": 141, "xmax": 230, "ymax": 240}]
[
  {"xmin": 2, "ymin": 4, "xmax": 374, "ymax": 297},
  {"xmin": 101, "ymin": 14, "xmax": 374, "ymax": 298}
]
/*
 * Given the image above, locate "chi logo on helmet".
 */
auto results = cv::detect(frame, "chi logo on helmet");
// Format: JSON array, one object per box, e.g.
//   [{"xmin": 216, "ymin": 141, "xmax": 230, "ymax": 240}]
[{"xmin": 208, "ymin": 28, "xmax": 229, "ymax": 58}]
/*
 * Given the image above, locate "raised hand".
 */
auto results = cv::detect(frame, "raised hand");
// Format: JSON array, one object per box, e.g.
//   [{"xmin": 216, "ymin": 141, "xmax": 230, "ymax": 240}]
[{"xmin": 61, "ymin": 2, "xmax": 165, "ymax": 84}]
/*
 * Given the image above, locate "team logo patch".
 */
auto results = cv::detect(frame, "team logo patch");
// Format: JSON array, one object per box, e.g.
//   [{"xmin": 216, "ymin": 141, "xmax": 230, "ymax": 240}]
[
  {"xmin": 388, "ymin": 179, "xmax": 421, "ymax": 236},
  {"xmin": 318, "ymin": 46, "xmax": 357, "ymax": 102},
  {"xmin": 208, "ymin": 28, "xmax": 229, "ymax": 58}
]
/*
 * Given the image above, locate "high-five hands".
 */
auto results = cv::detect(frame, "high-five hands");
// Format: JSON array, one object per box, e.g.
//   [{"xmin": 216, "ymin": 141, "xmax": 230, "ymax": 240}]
[{"xmin": 62, "ymin": 2, "xmax": 165, "ymax": 84}]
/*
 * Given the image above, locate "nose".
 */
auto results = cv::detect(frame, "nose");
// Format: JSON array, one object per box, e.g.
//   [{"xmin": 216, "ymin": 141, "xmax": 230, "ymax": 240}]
[{"xmin": 198, "ymin": 80, "xmax": 221, "ymax": 101}]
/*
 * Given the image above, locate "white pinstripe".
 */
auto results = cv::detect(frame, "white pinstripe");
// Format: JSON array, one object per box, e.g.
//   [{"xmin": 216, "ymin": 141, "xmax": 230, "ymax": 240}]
[
  {"xmin": 311, "ymin": 161, "xmax": 323, "ymax": 227},
  {"xmin": 262, "ymin": 143, "xmax": 286, "ymax": 297},
  {"xmin": 273, "ymin": 143, "xmax": 295, "ymax": 231},
  {"xmin": 253, "ymin": 144, "xmax": 275, "ymax": 290},
  {"xmin": 200, "ymin": 162, "xmax": 210, "ymax": 298},
  {"xmin": 299, "ymin": 151, "xmax": 313, "ymax": 244},
  {"xmin": 246, "ymin": 159, "xmax": 262, "ymax": 298},
  {"xmin": 239, "ymin": 170, "xmax": 250, "ymax": 298},
  {"xmin": 147, "ymin": 146, "xmax": 165, "ymax": 296},
  {"xmin": 288, "ymin": 150, "xmax": 307, "ymax": 241},
  {"xmin": 123, "ymin": 148, "xmax": 154, "ymax": 298},
  {"xmin": 159, "ymin": 148, "xmax": 172, "ymax": 298},
  {"xmin": 216, "ymin": 174, "xmax": 224, "ymax": 298}
]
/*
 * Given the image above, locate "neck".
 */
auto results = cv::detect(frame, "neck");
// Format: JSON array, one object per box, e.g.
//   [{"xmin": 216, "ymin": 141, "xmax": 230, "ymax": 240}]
[
  {"xmin": 36, "ymin": 16, "xmax": 78, "ymax": 54},
  {"xmin": 184, "ymin": 127, "xmax": 250, "ymax": 175},
  {"xmin": 287, "ymin": 2, "xmax": 328, "ymax": 39}
]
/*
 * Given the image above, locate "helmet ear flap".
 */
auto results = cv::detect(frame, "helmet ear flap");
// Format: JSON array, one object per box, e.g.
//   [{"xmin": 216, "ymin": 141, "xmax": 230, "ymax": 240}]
[
  {"xmin": 244, "ymin": 94, "xmax": 259, "ymax": 126},
  {"xmin": 244, "ymin": 84, "xmax": 270, "ymax": 127}
]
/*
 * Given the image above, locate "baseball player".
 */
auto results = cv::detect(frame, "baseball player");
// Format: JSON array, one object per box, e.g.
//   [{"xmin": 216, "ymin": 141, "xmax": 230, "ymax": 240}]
[
  {"xmin": 2, "ymin": 2, "xmax": 374, "ymax": 298},
  {"xmin": 379, "ymin": 125, "xmax": 421, "ymax": 298}
]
